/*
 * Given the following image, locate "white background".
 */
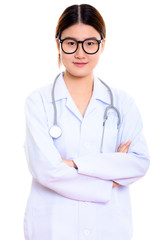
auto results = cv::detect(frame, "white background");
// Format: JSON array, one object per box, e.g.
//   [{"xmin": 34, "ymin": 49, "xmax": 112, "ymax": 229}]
[{"xmin": 0, "ymin": 0, "xmax": 160, "ymax": 239}]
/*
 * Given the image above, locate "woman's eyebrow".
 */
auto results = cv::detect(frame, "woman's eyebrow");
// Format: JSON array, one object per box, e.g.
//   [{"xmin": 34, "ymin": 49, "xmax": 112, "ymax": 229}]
[{"xmin": 61, "ymin": 36, "xmax": 99, "ymax": 40}]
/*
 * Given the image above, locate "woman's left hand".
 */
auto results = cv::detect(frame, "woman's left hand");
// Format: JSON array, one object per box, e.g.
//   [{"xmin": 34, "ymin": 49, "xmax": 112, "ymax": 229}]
[{"xmin": 117, "ymin": 140, "xmax": 131, "ymax": 153}]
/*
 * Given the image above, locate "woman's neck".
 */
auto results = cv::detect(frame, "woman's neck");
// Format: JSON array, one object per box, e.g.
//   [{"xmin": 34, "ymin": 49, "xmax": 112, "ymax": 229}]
[{"xmin": 63, "ymin": 71, "xmax": 94, "ymax": 96}]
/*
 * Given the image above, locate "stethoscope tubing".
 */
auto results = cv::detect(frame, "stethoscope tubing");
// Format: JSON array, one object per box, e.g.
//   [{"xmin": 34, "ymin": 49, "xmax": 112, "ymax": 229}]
[
  {"xmin": 51, "ymin": 73, "xmax": 61, "ymax": 126},
  {"xmin": 50, "ymin": 74, "xmax": 121, "ymax": 153}
]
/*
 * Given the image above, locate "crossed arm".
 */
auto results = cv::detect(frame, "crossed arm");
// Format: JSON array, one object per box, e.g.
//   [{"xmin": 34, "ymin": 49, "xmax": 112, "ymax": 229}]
[{"xmin": 62, "ymin": 140, "xmax": 132, "ymax": 188}]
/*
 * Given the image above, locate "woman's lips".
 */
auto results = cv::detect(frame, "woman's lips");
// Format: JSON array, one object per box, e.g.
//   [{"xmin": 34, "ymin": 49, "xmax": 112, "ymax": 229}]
[{"xmin": 73, "ymin": 62, "xmax": 87, "ymax": 67}]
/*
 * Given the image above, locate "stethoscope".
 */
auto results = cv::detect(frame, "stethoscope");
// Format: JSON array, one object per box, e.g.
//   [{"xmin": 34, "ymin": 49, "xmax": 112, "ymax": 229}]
[{"xmin": 49, "ymin": 73, "xmax": 121, "ymax": 153}]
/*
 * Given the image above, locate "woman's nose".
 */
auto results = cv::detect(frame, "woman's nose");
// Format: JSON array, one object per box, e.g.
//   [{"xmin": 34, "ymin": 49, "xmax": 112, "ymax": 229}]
[{"xmin": 75, "ymin": 43, "xmax": 85, "ymax": 58}]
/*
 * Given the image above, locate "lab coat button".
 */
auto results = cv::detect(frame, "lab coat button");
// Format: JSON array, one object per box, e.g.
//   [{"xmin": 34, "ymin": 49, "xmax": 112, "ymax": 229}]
[
  {"xmin": 84, "ymin": 142, "xmax": 90, "ymax": 148},
  {"xmin": 84, "ymin": 229, "xmax": 90, "ymax": 236}
]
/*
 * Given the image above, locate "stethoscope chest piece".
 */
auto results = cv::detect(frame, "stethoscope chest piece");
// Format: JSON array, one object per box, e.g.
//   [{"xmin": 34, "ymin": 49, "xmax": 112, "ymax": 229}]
[{"xmin": 49, "ymin": 125, "xmax": 62, "ymax": 138}]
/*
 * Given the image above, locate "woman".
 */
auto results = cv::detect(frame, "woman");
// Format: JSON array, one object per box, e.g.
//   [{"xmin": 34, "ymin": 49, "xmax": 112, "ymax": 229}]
[{"xmin": 24, "ymin": 4, "xmax": 150, "ymax": 240}]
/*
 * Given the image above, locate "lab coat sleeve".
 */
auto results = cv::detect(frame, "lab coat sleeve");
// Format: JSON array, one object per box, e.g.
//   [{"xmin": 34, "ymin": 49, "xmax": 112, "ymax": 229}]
[
  {"xmin": 24, "ymin": 91, "xmax": 113, "ymax": 203},
  {"xmin": 73, "ymin": 98, "xmax": 150, "ymax": 186}
]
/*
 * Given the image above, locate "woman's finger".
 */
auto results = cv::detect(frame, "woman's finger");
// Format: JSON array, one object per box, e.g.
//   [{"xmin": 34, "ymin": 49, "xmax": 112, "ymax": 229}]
[
  {"xmin": 117, "ymin": 141, "xmax": 125, "ymax": 152},
  {"xmin": 117, "ymin": 142, "xmax": 127, "ymax": 152},
  {"xmin": 113, "ymin": 181, "xmax": 119, "ymax": 188},
  {"xmin": 121, "ymin": 141, "xmax": 131, "ymax": 153},
  {"xmin": 117, "ymin": 140, "xmax": 131, "ymax": 153}
]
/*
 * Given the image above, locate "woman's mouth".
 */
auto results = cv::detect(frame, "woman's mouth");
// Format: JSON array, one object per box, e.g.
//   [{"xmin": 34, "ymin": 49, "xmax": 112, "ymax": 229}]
[{"xmin": 73, "ymin": 62, "xmax": 88, "ymax": 67}]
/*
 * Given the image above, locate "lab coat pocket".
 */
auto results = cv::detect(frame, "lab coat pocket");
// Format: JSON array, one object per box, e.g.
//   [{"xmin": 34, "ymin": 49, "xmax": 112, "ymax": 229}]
[
  {"xmin": 24, "ymin": 212, "xmax": 28, "ymax": 240},
  {"xmin": 32, "ymin": 206, "xmax": 54, "ymax": 239},
  {"xmin": 24, "ymin": 210, "xmax": 32, "ymax": 240},
  {"xmin": 116, "ymin": 187, "xmax": 133, "ymax": 237},
  {"xmin": 32, "ymin": 201, "xmax": 77, "ymax": 240}
]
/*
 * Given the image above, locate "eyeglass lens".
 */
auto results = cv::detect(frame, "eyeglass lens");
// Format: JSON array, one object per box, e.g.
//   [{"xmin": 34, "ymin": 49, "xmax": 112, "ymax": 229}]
[{"xmin": 61, "ymin": 39, "xmax": 100, "ymax": 54}]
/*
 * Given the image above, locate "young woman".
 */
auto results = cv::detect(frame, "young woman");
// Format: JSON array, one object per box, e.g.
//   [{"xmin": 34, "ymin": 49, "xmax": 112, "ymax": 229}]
[{"xmin": 24, "ymin": 4, "xmax": 150, "ymax": 240}]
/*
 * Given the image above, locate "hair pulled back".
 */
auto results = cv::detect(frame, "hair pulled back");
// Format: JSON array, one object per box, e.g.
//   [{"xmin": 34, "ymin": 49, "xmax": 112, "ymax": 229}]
[{"xmin": 55, "ymin": 4, "xmax": 106, "ymax": 40}]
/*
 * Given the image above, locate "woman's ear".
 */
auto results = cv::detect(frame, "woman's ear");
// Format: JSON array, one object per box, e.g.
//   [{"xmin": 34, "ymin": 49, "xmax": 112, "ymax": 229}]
[
  {"xmin": 100, "ymin": 39, "xmax": 106, "ymax": 54},
  {"xmin": 56, "ymin": 39, "xmax": 60, "ymax": 53},
  {"xmin": 56, "ymin": 39, "xmax": 62, "ymax": 68}
]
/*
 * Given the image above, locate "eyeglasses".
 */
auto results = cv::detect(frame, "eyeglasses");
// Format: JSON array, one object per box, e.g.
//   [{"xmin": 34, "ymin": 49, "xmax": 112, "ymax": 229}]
[{"xmin": 59, "ymin": 37, "xmax": 103, "ymax": 55}]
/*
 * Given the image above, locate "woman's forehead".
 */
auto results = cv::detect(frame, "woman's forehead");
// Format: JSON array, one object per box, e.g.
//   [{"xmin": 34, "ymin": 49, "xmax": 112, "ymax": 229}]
[{"xmin": 60, "ymin": 23, "xmax": 101, "ymax": 40}]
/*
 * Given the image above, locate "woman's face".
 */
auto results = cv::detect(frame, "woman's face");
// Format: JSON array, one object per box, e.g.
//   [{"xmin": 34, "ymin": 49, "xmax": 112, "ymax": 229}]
[{"xmin": 57, "ymin": 23, "xmax": 105, "ymax": 78}]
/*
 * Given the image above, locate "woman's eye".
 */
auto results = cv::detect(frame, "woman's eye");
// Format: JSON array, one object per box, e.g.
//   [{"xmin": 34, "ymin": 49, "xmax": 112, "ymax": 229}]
[
  {"xmin": 67, "ymin": 41, "xmax": 76, "ymax": 46},
  {"xmin": 87, "ymin": 42, "xmax": 95, "ymax": 46}
]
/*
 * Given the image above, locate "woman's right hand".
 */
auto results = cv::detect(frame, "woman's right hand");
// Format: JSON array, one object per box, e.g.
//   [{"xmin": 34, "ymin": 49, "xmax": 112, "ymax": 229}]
[{"xmin": 112, "ymin": 140, "xmax": 132, "ymax": 188}]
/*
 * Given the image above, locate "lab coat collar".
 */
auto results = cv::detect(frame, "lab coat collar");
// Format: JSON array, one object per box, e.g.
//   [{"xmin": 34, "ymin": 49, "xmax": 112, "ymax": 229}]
[
  {"xmin": 93, "ymin": 75, "xmax": 111, "ymax": 105},
  {"xmin": 48, "ymin": 72, "xmax": 111, "ymax": 105},
  {"xmin": 52, "ymin": 72, "xmax": 70, "ymax": 101}
]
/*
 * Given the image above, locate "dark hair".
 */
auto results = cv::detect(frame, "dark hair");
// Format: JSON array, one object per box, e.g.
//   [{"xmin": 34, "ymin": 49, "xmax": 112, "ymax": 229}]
[{"xmin": 55, "ymin": 4, "xmax": 106, "ymax": 40}]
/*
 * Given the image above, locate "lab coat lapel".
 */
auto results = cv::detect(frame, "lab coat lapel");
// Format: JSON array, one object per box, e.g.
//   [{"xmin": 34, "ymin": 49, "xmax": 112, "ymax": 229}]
[
  {"xmin": 65, "ymin": 97, "xmax": 83, "ymax": 122},
  {"xmin": 83, "ymin": 97, "xmax": 98, "ymax": 118},
  {"xmin": 65, "ymin": 77, "xmax": 98, "ymax": 121},
  {"xmin": 65, "ymin": 75, "xmax": 111, "ymax": 121},
  {"xmin": 52, "ymin": 73, "xmax": 111, "ymax": 122},
  {"xmin": 84, "ymin": 76, "xmax": 111, "ymax": 117},
  {"xmin": 65, "ymin": 96, "xmax": 97, "ymax": 122},
  {"xmin": 65, "ymin": 84, "xmax": 99, "ymax": 121}
]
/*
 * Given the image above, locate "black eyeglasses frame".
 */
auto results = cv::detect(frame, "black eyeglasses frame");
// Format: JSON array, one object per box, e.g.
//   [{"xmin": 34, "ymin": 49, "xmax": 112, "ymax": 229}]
[{"xmin": 59, "ymin": 37, "xmax": 103, "ymax": 55}]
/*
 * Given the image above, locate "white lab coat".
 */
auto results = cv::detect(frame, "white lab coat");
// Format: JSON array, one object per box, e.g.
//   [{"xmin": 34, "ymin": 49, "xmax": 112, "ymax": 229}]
[{"xmin": 24, "ymin": 72, "xmax": 150, "ymax": 240}]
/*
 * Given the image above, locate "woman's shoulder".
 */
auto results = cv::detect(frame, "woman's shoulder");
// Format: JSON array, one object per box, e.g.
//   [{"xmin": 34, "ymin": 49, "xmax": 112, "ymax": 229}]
[
  {"xmin": 25, "ymin": 83, "xmax": 53, "ymax": 104},
  {"xmin": 96, "ymin": 76, "xmax": 135, "ymax": 107},
  {"xmin": 110, "ymin": 86, "xmax": 136, "ymax": 114},
  {"xmin": 111, "ymin": 86, "xmax": 134, "ymax": 102}
]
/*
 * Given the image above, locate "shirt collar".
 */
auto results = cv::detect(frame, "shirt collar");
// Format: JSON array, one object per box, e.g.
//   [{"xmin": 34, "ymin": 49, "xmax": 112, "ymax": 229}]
[{"xmin": 48, "ymin": 72, "xmax": 111, "ymax": 105}]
